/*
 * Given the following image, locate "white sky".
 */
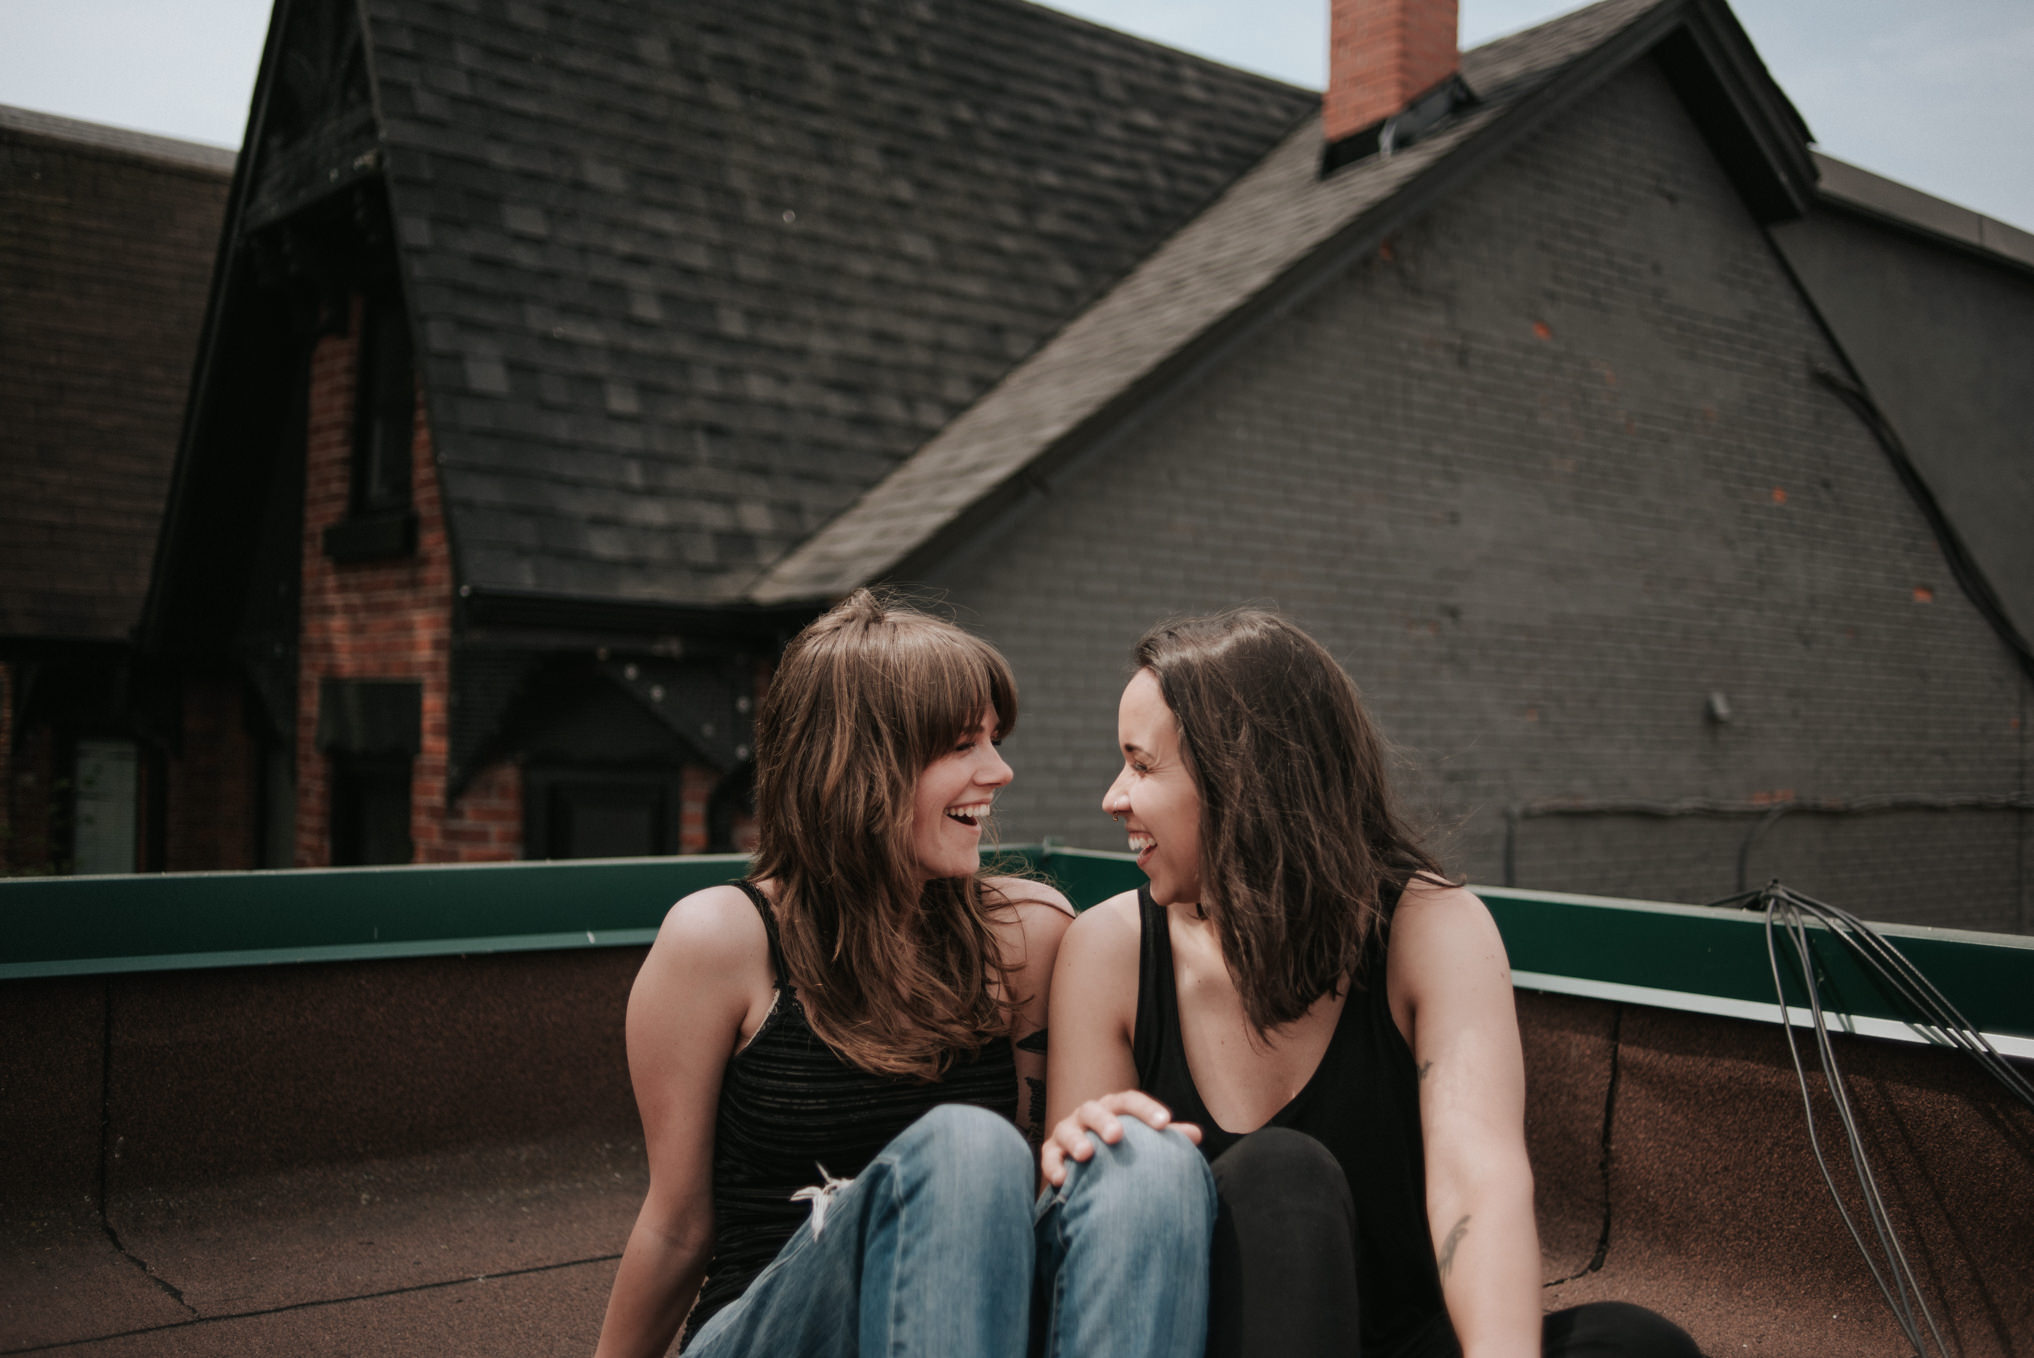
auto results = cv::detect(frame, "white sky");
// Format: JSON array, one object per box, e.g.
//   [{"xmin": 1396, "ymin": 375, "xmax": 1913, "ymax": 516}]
[{"xmin": 2, "ymin": 0, "xmax": 2029, "ymax": 231}]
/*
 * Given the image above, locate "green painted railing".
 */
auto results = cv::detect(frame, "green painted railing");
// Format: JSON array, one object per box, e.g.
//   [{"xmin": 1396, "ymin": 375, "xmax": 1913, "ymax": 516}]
[
  {"xmin": 0, "ymin": 846, "xmax": 1088, "ymax": 978},
  {"xmin": 4, "ymin": 848, "xmax": 2030, "ymax": 1052}
]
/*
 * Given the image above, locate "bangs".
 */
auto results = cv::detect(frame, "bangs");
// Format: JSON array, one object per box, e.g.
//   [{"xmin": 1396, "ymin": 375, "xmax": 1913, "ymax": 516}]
[{"xmin": 904, "ymin": 627, "xmax": 1019, "ymax": 759}]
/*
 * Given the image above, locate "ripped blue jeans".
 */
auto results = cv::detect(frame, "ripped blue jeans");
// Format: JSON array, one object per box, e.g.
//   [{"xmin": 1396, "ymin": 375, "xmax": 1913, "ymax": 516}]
[{"xmin": 682, "ymin": 1103, "xmax": 1216, "ymax": 1358}]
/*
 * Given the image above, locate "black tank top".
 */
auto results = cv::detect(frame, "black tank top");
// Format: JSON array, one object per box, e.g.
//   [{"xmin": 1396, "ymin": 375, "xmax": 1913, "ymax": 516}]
[
  {"xmin": 685, "ymin": 882, "xmax": 1018, "ymax": 1344},
  {"xmin": 1133, "ymin": 883, "xmax": 1449, "ymax": 1357}
]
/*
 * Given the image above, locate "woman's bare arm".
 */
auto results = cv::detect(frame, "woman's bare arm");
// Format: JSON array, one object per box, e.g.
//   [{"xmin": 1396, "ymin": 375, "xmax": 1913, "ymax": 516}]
[
  {"xmin": 593, "ymin": 886, "xmax": 769, "ymax": 1358},
  {"xmin": 1389, "ymin": 882, "xmax": 1541, "ymax": 1358},
  {"xmin": 1039, "ymin": 891, "xmax": 1196, "ymax": 1184},
  {"xmin": 984, "ymin": 876, "xmax": 1076, "ymax": 1151}
]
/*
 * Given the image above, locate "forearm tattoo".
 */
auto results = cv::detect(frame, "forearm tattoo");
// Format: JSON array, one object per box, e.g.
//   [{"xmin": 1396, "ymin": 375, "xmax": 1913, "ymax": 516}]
[
  {"xmin": 1437, "ymin": 1214, "xmax": 1471, "ymax": 1279},
  {"xmin": 1024, "ymin": 1076, "xmax": 1047, "ymax": 1151},
  {"xmin": 1017, "ymin": 1028, "xmax": 1048, "ymax": 1151}
]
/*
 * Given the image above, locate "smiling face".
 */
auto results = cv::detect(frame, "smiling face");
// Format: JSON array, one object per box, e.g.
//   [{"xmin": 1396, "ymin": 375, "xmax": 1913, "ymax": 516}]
[
  {"xmin": 1103, "ymin": 668, "xmax": 1203, "ymax": 907},
  {"xmin": 907, "ymin": 706, "xmax": 1013, "ymax": 882}
]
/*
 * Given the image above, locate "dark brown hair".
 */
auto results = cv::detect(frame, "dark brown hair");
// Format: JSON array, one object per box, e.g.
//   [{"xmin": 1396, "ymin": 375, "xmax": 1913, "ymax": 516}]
[
  {"xmin": 750, "ymin": 589, "xmax": 1018, "ymax": 1079},
  {"xmin": 1135, "ymin": 609, "xmax": 1445, "ymax": 1033}
]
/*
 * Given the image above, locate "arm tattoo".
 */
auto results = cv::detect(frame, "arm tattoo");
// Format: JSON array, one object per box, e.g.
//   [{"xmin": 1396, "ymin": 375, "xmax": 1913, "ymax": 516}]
[
  {"xmin": 1417, "ymin": 1060, "xmax": 1433, "ymax": 1081},
  {"xmin": 1437, "ymin": 1214, "xmax": 1471, "ymax": 1279},
  {"xmin": 1024, "ymin": 1076, "xmax": 1047, "ymax": 1151}
]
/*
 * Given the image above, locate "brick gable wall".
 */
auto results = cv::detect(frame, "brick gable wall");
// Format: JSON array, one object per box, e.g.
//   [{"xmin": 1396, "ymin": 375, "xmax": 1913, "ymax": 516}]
[
  {"xmin": 295, "ymin": 295, "xmax": 520, "ymax": 866},
  {"xmin": 935, "ymin": 58, "xmax": 2031, "ymax": 930},
  {"xmin": 163, "ymin": 675, "xmax": 261, "ymax": 871}
]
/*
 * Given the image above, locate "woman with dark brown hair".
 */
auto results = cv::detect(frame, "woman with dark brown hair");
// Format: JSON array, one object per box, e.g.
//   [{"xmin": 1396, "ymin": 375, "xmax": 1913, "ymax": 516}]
[
  {"xmin": 1044, "ymin": 609, "xmax": 1698, "ymax": 1358},
  {"xmin": 594, "ymin": 590, "xmax": 1214, "ymax": 1358}
]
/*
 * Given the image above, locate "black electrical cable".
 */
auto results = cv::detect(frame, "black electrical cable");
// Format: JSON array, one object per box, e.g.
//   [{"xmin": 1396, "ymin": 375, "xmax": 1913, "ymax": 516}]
[
  {"xmin": 1765, "ymin": 893, "xmax": 1943, "ymax": 1358},
  {"xmin": 1719, "ymin": 880, "xmax": 2034, "ymax": 1358}
]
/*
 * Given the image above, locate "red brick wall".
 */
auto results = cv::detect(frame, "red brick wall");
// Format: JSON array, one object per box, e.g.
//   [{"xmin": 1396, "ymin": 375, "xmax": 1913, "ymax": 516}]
[
  {"xmin": 294, "ymin": 294, "xmax": 520, "ymax": 866},
  {"xmin": 436, "ymin": 758, "xmax": 523, "ymax": 863},
  {"xmin": 0, "ymin": 663, "xmax": 12, "ymax": 868},
  {"xmin": 679, "ymin": 764, "xmax": 714, "ymax": 855},
  {"xmin": 163, "ymin": 674, "xmax": 259, "ymax": 871},
  {"xmin": 3, "ymin": 714, "xmax": 58, "ymax": 875},
  {"xmin": 0, "ymin": 664, "xmax": 24, "ymax": 873}
]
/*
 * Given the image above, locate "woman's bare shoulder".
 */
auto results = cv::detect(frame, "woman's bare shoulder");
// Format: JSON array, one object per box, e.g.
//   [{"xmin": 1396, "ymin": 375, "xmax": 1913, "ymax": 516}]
[
  {"xmin": 1392, "ymin": 876, "xmax": 1496, "ymax": 941},
  {"xmin": 642, "ymin": 883, "xmax": 771, "ymax": 978},
  {"xmin": 982, "ymin": 876, "xmax": 1076, "ymax": 975},
  {"xmin": 629, "ymin": 884, "xmax": 774, "ymax": 1062},
  {"xmin": 1387, "ymin": 877, "xmax": 1509, "ymax": 1011},
  {"xmin": 1395, "ymin": 873, "xmax": 1485, "ymax": 912},
  {"xmin": 1059, "ymin": 889, "xmax": 1141, "ymax": 965},
  {"xmin": 984, "ymin": 874, "xmax": 1075, "ymax": 918}
]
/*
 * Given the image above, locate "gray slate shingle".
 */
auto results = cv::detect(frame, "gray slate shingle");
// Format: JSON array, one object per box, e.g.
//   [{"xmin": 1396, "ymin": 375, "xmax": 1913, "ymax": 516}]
[
  {"xmin": 750, "ymin": 0, "xmax": 1667, "ymax": 602},
  {"xmin": 362, "ymin": 0, "xmax": 1315, "ymax": 606}
]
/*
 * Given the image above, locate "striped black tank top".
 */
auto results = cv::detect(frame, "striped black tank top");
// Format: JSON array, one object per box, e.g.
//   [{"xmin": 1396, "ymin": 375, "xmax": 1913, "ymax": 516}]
[
  {"xmin": 684, "ymin": 881, "xmax": 1018, "ymax": 1344},
  {"xmin": 1133, "ymin": 881, "xmax": 1451, "ymax": 1358}
]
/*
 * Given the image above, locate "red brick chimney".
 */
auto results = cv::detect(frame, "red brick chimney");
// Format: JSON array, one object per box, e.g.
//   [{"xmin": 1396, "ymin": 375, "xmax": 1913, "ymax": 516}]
[{"xmin": 1324, "ymin": 0, "xmax": 1461, "ymax": 144}]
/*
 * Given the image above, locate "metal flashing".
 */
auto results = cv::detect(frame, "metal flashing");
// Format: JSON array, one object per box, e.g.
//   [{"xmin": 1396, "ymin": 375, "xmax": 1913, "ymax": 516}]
[
  {"xmin": 1812, "ymin": 151, "xmax": 2034, "ymax": 273},
  {"xmin": 0, "ymin": 102, "xmax": 238, "ymax": 175},
  {"xmin": 6, "ymin": 850, "xmax": 2028, "ymax": 1056}
]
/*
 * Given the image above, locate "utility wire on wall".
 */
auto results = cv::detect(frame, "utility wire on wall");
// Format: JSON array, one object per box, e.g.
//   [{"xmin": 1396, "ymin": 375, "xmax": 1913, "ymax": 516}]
[{"xmin": 1501, "ymin": 794, "xmax": 2034, "ymax": 895}]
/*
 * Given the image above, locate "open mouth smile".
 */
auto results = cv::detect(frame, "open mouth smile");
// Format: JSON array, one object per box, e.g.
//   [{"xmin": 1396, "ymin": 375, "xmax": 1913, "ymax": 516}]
[{"xmin": 945, "ymin": 803, "xmax": 990, "ymax": 830}]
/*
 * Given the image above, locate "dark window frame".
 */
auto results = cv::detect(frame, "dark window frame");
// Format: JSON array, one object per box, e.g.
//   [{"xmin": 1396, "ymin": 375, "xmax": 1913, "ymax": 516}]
[
  {"xmin": 323, "ymin": 286, "xmax": 418, "ymax": 562},
  {"xmin": 329, "ymin": 753, "xmax": 413, "ymax": 867},
  {"xmin": 317, "ymin": 678, "xmax": 421, "ymax": 866},
  {"xmin": 522, "ymin": 767, "xmax": 688, "ymax": 861}
]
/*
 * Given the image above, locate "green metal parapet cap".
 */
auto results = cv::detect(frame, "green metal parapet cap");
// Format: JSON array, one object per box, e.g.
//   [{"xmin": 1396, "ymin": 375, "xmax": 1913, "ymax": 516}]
[{"xmin": 3, "ymin": 844, "xmax": 2030, "ymax": 1056}]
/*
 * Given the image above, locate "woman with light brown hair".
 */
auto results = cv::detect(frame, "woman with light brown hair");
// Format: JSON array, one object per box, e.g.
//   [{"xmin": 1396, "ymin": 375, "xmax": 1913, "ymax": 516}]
[
  {"xmin": 1044, "ymin": 609, "xmax": 1698, "ymax": 1358},
  {"xmin": 594, "ymin": 590, "xmax": 1214, "ymax": 1358}
]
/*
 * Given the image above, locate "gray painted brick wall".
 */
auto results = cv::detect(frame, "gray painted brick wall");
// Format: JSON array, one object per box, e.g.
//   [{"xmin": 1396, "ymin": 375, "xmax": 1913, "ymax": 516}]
[{"xmin": 927, "ymin": 57, "xmax": 2031, "ymax": 931}]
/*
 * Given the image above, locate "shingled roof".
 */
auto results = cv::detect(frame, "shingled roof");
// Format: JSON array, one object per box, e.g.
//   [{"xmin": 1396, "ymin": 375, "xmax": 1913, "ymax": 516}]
[
  {"xmin": 751, "ymin": 0, "xmax": 1816, "ymax": 601},
  {"xmin": 356, "ymin": 0, "xmax": 1315, "ymax": 609},
  {"xmin": 0, "ymin": 107, "xmax": 233, "ymax": 643}
]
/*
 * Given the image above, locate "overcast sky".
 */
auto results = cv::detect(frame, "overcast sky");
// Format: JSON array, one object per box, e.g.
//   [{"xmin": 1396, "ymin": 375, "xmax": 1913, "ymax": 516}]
[{"xmin": 3, "ymin": 0, "xmax": 2028, "ymax": 231}]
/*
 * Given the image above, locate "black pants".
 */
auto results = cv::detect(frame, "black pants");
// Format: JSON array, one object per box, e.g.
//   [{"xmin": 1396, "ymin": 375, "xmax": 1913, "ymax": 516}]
[{"xmin": 1207, "ymin": 1129, "xmax": 1703, "ymax": 1358}]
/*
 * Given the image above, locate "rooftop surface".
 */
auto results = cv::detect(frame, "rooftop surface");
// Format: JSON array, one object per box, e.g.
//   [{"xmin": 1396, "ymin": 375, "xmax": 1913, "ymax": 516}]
[
  {"xmin": 7, "ymin": 989, "xmax": 2028, "ymax": 1357},
  {"xmin": 4, "ymin": 860, "xmax": 2030, "ymax": 1356}
]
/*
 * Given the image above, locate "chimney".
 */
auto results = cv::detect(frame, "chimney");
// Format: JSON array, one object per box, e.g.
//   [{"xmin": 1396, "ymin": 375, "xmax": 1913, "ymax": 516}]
[{"xmin": 1324, "ymin": 0, "xmax": 1461, "ymax": 146}]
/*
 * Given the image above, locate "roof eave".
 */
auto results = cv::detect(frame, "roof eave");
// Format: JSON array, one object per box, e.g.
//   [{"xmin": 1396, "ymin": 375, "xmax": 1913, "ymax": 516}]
[
  {"xmin": 135, "ymin": 0, "xmax": 301, "ymax": 655},
  {"xmin": 1652, "ymin": 0, "xmax": 1817, "ymax": 224},
  {"xmin": 458, "ymin": 587, "xmax": 821, "ymax": 651},
  {"xmin": 1808, "ymin": 151, "xmax": 2034, "ymax": 278}
]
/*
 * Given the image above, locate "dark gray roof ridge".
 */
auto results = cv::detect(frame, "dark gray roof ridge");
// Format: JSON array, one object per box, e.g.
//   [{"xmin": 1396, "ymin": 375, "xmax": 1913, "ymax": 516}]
[
  {"xmin": 1811, "ymin": 151, "xmax": 2034, "ymax": 273},
  {"xmin": 748, "ymin": 0, "xmax": 1672, "ymax": 603},
  {"xmin": 0, "ymin": 103, "xmax": 238, "ymax": 175}
]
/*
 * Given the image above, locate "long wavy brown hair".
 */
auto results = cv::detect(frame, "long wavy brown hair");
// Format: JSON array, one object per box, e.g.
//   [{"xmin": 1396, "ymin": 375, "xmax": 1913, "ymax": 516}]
[
  {"xmin": 750, "ymin": 590, "xmax": 1019, "ymax": 1079},
  {"xmin": 1135, "ymin": 609, "xmax": 1446, "ymax": 1034}
]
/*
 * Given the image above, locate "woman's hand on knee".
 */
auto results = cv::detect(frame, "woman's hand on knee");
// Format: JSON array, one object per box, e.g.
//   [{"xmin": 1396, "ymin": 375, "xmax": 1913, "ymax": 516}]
[{"xmin": 1041, "ymin": 1090, "xmax": 1200, "ymax": 1186}]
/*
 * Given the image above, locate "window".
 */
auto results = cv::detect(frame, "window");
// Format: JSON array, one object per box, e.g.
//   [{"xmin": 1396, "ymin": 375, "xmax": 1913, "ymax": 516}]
[
  {"xmin": 317, "ymin": 678, "xmax": 420, "ymax": 866},
  {"xmin": 352, "ymin": 289, "xmax": 414, "ymax": 516},
  {"xmin": 524, "ymin": 769, "xmax": 683, "ymax": 859},
  {"xmin": 322, "ymin": 288, "xmax": 417, "ymax": 561},
  {"xmin": 71, "ymin": 738, "xmax": 139, "ymax": 875},
  {"xmin": 330, "ymin": 755, "xmax": 412, "ymax": 866}
]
